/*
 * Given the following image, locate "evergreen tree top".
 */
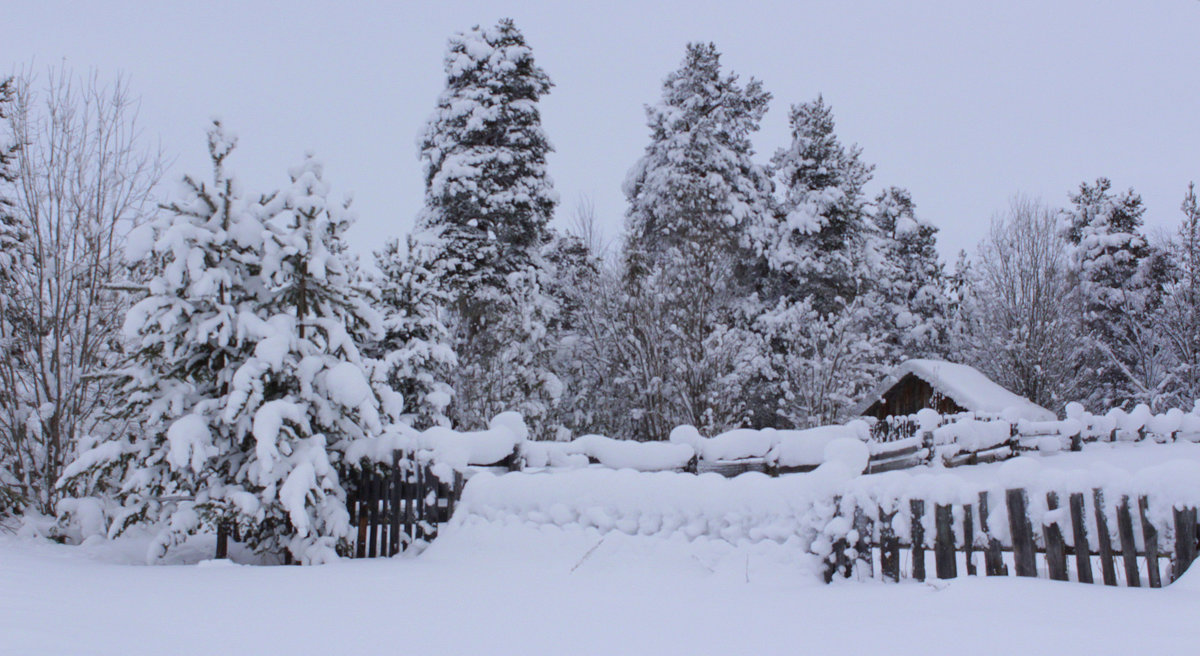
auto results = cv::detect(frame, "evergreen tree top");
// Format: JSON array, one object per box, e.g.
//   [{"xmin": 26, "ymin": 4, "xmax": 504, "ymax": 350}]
[
  {"xmin": 643, "ymin": 42, "xmax": 770, "ymax": 155},
  {"xmin": 1066, "ymin": 177, "xmax": 1146, "ymax": 244},
  {"xmin": 416, "ymin": 18, "xmax": 557, "ymax": 286},
  {"xmin": 622, "ymin": 42, "xmax": 772, "ymax": 268},
  {"xmin": 772, "ymin": 96, "xmax": 872, "ymax": 206},
  {"xmin": 441, "ymin": 19, "xmax": 551, "ymax": 99}
]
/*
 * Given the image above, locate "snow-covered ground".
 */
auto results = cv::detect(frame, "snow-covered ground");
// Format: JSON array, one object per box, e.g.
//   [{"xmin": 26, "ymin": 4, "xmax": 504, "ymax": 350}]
[
  {"xmin": 4, "ymin": 442, "xmax": 1200, "ymax": 655},
  {"xmin": 3, "ymin": 520, "xmax": 1199, "ymax": 655}
]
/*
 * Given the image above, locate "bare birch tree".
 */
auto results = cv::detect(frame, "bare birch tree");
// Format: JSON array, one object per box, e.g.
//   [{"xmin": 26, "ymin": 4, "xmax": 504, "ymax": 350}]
[
  {"xmin": 0, "ymin": 68, "xmax": 161, "ymax": 516},
  {"xmin": 954, "ymin": 198, "xmax": 1082, "ymax": 411}
]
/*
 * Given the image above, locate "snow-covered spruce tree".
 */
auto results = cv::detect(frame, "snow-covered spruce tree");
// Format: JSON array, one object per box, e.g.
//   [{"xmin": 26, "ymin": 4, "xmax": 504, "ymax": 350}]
[
  {"xmin": 371, "ymin": 236, "xmax": 455, "ymax": 430},
  {"xmin": 65, "ymin": 134, "xmax": 386, "ymax": 563},
  {"xmin": 59, "ymin": 122, "xmax": 270, "ymax": 554},
  {"xmin": 871, "ymin": 186, "xmax": 950, "ymax": 359},
  {"xmin": 414, "ymin": 19, "xmax": 562, "ymax": 438},
  {"xmin": 744, "ymin": 96, "xmax": 884, "ymax": 427},
  {"xmin": 1065, "ymin": 178, "xmax": 1170, "ymax": 410},
  {"xmin": 618, "ymin": 42, "xmax": 772, "ymax": 439},
  {"xmin": 218, "ymin": 154, "xmax": 386, "ymax": 561}
]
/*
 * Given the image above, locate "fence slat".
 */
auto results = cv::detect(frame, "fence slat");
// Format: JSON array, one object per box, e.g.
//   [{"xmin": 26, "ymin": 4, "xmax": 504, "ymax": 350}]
[
  {"xmin": 390, "ymin": 453, "xmax": 402, "ymax": 555},
  {"xmin": 979, "ymin": 491, "xmax": 1007, "ymax": 576},
  {"xmin": 879, "ymin": 507, "xmax": 900, "ymax": 583},
  {"xmin": 1044, "ymin": 492, "xmax": 1068, "ymax": 581},
  {"xmin": 1173, "ymin": 507, "xmax": 1198, "ymax": 582},
  {"xmin": 367, "ymin": 469, "xmax": 380, "ymax": 559},
  {"xmin": 964, "ymin": 504, "xmax": 976, "ymax": 576},
  {"xmin": 935, "ymin": 504, "xmax": 957, "ymax": 579},
  {"xmin": 404, "ymin": 458, "xmax": 415, "ymax": 544},
  {"xmin": 1138, "ymin": 496, "xmax": 1161, "ymax": 588},
  {"xmin": 380, "ymin": 467, "xmax": 392, "ymax": 557},
  {"xmin": 825, "ymin": 497, "xmax": 850, "ymax": 583},
  {"xmin": 853, "ymin": 506, "xmax": 873, "ymax": 577},
  {"xmin": 1069, "ymin": 492, "xmax": 1093, "ymax": 584},
  {"xmin": 1006, "ymin": 489, "xmax": 1037, "ymax": 577},
  {"xmin": 1116, "ymin": 496, "xmax": 1140, "ymax": 587},
  {"xmin": 356, "ymin": 466, "xmax": 369, "ymax": 558},
  {"xmin": 425, "ymin": 463, "xmax": 440, "ymax": 542},
  {"xmin": 1094, "ymin": 489, "xmax": 1117, "ymax": 586},
  {"xmin": 911, "ymin": 499, "xmax": 926, "ymax": 582}
]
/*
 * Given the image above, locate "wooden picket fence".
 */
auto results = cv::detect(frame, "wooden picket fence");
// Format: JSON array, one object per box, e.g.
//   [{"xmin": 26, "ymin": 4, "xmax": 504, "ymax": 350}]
[
  {"xmin": 824, "ymin": 487, "xmax": 1200, "ymax": 587},
  {"xmin": 341, "ymin": 452, "xmax": 465, "ymax": 558}
]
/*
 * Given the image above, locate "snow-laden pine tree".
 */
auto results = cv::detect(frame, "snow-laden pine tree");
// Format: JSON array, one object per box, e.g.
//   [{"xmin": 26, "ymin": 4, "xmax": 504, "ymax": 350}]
[
  {"xmin": 745, "ymin": 96, "xmax": 884, "ymax": 427},
  {"xmin": 622, "ymin": 43, "xmax": 773, "ymax": 280},
  {"xmin": 371, "ymin": 236, "xmax": 456, "ymax": 430},
  {"xmin": 414, "ymin": 19, "xmax": 562, "ymax": 438},
  {"xmin": 618, "ymin": 42, "xmax": 773, "ymax": 439},
  {"xmin": 1066, "ymin": 178, "xmax": 1170, "ymax": 409},
  {"xmin": 871, "ymin": 186, "xmax": 950, "ymax": 359}
]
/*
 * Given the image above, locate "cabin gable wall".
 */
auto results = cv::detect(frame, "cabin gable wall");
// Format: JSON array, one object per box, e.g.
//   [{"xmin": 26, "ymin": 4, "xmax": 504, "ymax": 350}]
[{"xmin": 863, "ymin": 373, "xmax": 965, "ymax": 420}]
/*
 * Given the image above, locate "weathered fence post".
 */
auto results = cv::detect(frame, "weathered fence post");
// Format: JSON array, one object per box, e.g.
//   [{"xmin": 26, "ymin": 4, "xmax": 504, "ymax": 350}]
[
  {"xmin": 1116, "ymin": 496, "xmax": 1140, "ymax": 587},
  {"xmin": 391, "ymin": 453, "xmax": 405, "ymax": 556},
  {"xmin": 879, "ymin": 506, "xmax": 900, "ymax": 583},
  {"xmin": 979, "ymin": 491, "xmax": 1007, "ymax": 576},
  {"xmin": 368, "ymin": 468, "xmax": 381, "ymax": 558},
  {"xmin": 215, "ymin": 522, "xmax": 229, "ymax": 560},
  {"xmin": 911, "ymin": 499, "xmax": 926, "ymax": 582},
  {"xmin": 1043, "ymin": 492, "xmax": 1068, "ymax": 581},
  {"xmin": 823, "ymin": 497, "xmax": 851, "ymax": 583},
  {"xmin": 425, "ymin": 462, "xmax": 441, "ymax": 541},
  {"xmin": 853, "ymin": 506, "xmax": 873, "ymax": 578},
  {"xmin": 964, "ymin": 504, "xmax": 976, "ymax": 576},
  {"xmin": 1093, "ymin": 489, "xmax": 1117, "ymax": 586},
  {"xmin": 1069, "ymin": 492, "xmax": 1093, "ymax": 584},
  {"xmin": 1173, "ymin": 507, "xmax": 1198, "ymax": 582},
  {"xmin": 404, "ymin": 457, "xmax": 415, "ymax": 544},
  {"xmin": 1006, "ymin": 489, "xmax": 1037, "ymax": 577},
  {"xmin": 934, "ymin": 504, "xmax": 957, "ymax": 579},
  {"xmin": 1138, "ymin": 496, "xmax": 1161, "ymax": 588},
  {"xmin": 355, "ymin": 466, "xmax": 369, "ymax": 558}
]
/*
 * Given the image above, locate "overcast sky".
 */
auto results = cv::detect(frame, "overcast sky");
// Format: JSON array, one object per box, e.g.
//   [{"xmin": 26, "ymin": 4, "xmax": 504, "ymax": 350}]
[{"xmin": 7, "ymin": 1, "xmax": 1200, "ymax": 262}]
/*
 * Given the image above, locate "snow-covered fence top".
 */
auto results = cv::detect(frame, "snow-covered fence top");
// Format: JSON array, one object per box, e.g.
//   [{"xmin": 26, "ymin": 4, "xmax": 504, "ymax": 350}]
[
  {"xmin": 342, "ymin": 400, "xmax": 1200, "ymax": 482},
  {"xmin": 519, "ymin": 422, "xmax": 874, "ymax": 474},
  {"xmin": 344, "ymin": 411, "xmax": 528, "ymax": 471}
]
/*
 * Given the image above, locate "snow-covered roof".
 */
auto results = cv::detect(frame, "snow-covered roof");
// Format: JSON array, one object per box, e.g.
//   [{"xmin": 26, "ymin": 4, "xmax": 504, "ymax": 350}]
[{"xmin": 854, "ymin": 359, "xmax": 1056, "ymax": 422}]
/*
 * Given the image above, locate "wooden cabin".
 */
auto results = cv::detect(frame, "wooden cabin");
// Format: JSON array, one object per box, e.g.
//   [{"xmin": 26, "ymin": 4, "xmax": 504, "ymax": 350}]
[{"xmin": 854, "ymin": 359, "xmax": 1055, "ymax": 422}]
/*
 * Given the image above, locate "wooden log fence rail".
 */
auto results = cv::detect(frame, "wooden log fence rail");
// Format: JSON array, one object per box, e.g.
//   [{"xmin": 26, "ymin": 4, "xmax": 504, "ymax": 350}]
[
  {"xmin": 340, "ymin": 451, "xmax": 466, "ymax": 559},
  {"xmin": 823, "ymin": 487, "xmax": 1200, "ymax": 588}
]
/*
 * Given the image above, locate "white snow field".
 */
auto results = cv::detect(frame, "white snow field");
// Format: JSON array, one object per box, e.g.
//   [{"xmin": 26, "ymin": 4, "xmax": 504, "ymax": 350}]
[{"xmin": 4, "ymin": 442, "xmax": 1200, "ymax": 655}]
